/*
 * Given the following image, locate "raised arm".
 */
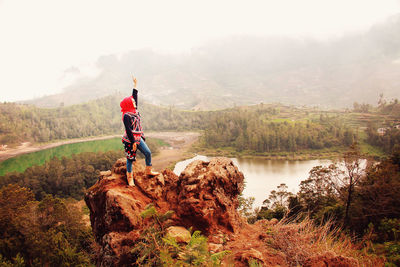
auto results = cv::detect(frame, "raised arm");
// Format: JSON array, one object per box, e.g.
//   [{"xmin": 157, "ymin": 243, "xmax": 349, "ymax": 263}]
[{"xmin": 132, "ymin": 75, "xmax": 138, "ymax": 108}]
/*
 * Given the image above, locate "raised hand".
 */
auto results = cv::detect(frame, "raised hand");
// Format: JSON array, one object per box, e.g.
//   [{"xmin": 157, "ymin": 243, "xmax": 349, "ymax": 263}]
[{"xmin": 132, "ymin": 75, "xmax": 137, "ymax": 88}]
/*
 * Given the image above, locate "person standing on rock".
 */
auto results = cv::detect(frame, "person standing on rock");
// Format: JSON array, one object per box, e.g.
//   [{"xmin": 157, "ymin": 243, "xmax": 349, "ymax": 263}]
[{"xmin": 120, "ymin": 76, "xmax": 159, "ymax": 186}]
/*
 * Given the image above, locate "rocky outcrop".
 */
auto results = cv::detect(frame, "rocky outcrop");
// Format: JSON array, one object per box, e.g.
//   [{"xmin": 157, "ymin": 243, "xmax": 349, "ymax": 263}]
[
  {"xmin": 85, "ymin": 157, "xmax": 248, "ymax": 266},
  {"xmin": 85, "ymin": 157, "xmax": 363, "ymax": 267}
]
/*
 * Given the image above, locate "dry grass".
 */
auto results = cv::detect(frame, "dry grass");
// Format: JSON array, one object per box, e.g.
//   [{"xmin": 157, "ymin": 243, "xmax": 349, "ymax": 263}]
[{"xmin": 264, "ymin": 216, "xmax": 384, "ymax": 266}]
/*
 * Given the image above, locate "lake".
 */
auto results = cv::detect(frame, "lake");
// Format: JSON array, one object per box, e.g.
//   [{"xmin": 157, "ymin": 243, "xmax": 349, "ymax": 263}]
[
  {"xmin": 0, "ymin": 138, "xmax": 123, "ymax": 176},
  {"xmin": 174, "ymin": 155, "xmax": 332, "ymax": 208},
  {"xmin": 1, "ymin": 138, "xmax": 333, "ymax": 209}
]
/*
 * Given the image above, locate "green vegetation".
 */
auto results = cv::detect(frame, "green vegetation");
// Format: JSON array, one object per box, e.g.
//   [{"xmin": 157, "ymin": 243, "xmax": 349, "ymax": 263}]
[
  {"xmin": 194, "ymin": 142, "xmax": 346, "ymax": 160},
  {"xmin": 0, "ymin": 93, "xmax": 207, "ymax": 146},
  {"xmin": 352, "ymin": 98, "xmax": 400, "ymax": 155},
  {"xmin": 0, "ymin": 184, "xmax": 95, "ymax": 266},
  {"xmin": 1, "ymin": 95, "xmax": 399, "ymax": 265},
  {"xmin": 1, "ymin": 94, "xmax": 399, "ymax": 161},
  {"xmin": 357, "ymin": 131, "xmax": 386, "ymax": 157},
  {"xmin": 0, "ymin": 96, "xmax": 121, "ymax": 145},
  {"xmin": 132, "ymin": 204, "xmax": 229, "ymax": 266},
  {"xmin": 0, "ymin": 137, "xmax": 122, "ymax": 176},
  {"xmin": 0, "ymin": 139, "xmax": 162, "ymax": 265},
  {"xmin": 362, "ymin": 98, "xmax": 400, "ymax": 155},
  {"xmin": 244, "ymin": 146, "xmax": 400, "ymax": 265},
  {"xmin": 0, "ymin": 136, "xmax": 162, "ymax": 200},
  {"xmin": 192, "ymin": 98, "xmax": 399, "ymax": 159},
  {"xmin": 0, "ymin": 137, "xmax": 161, "ymax": 176},
  {"xmin": 366, "ymin": 126, "xmax": 400, "ymax": 154},
  {"xmin": 200, "ymin": 104, "xmax": 356, "ymax": 156},
  {"xmin": 0, "ymin": 150, "xmax": 123, "ymax": 200}
]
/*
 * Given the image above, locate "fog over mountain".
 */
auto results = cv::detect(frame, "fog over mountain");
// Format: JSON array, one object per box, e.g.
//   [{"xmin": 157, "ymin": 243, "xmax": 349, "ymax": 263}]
[{"xmin": 27, "ymin": 14, "xmax": 400, "ymax": 109}]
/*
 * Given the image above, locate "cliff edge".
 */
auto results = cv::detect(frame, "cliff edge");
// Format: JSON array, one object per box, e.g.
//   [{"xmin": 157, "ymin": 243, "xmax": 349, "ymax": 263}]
[{"xmin": 85, "ymin": 157, "xmax": 363, "ymax": 266}]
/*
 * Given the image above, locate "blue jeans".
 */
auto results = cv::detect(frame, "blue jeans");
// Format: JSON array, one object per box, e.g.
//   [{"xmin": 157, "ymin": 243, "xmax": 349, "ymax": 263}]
[{"xmin": 126, "ymin": 137, "xmax": 152, "ymax": 172}]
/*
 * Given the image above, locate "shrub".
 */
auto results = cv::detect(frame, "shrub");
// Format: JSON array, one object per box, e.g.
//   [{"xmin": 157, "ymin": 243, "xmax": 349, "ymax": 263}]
[{"xmin": 131, "ymin": 204, "xmax": 230, "ymax": 266}]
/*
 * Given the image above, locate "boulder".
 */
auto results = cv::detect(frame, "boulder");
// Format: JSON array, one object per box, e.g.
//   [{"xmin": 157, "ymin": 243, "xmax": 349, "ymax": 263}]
[
  {"xmin": 176, "ymin": 158, "xmax": 245, "ymax": 234},
  {"xmin": 85, "ymin": 157, "xmax": 245, "ymax": 266},
  {"xmin": 165, "ymin": 226, "xmax": 191, "ymax": 243}
]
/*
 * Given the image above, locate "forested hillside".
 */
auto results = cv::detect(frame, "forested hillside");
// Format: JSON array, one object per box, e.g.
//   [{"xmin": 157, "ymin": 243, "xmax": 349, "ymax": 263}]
[
  {"xmin": 204, "ymin": 107, "xmax": 355, "ymax": 152},
  {"xmin": 2, "ymin": 94, "xmax": 399, "ymax": 157},
  {"xmin": 197, "ymin": 100, "xmax": 400, "ymax": 157},
  {"xmin": 197, "ymin": 104, "xmax": 356, "ymax": 158},
  {"xmin": 0, "ymin": 94, "xmax": 208, "ymax": 146}
]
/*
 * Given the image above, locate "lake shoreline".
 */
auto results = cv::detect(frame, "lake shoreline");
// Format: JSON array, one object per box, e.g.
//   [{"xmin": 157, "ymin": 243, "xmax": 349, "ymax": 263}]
[
  {"xmin": 192, "ymin": 148, "xmax": 344, "ymax": 161},
  {"xmin": 142, "ymin": 132, "xmax": 200, "ymax": 171},
  {"xmin": 173, "ymin": 154, "xmax": 333, "ymax": 208}
]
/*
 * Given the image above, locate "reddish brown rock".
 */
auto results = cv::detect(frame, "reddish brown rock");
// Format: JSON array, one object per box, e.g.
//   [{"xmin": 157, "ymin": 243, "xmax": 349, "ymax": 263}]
[
  {"xmin": 304, "ymin": 251, "xmax": 359, "ymax": 267},
  {"xmin": 176, "ymin": 158, "xmax": 245, "ymax": 234},
  {"xmin": 85, "ymin": 157, "xmax": 246, "ymax": 266},
  {"xmin": 234, "ymin": 248, "xmax": 265, "ymax": 266}
]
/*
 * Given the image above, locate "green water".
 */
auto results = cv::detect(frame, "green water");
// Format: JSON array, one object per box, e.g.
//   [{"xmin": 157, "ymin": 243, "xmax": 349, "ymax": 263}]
[{"xmin": 0, "ymin": 138, "xmax": 123, "ymax": 176}]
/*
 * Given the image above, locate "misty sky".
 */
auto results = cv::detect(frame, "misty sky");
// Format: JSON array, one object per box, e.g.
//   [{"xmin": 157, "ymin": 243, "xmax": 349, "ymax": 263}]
[{"xmin": 1, "ymin": 0, "xmax": 399, "ymax": 102}]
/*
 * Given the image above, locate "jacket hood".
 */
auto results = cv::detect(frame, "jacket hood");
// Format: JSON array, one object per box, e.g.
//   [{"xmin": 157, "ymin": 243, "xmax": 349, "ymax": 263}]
[{"xmin": 120, "ymin": 96, "xmax": 137, "ymax": 115}]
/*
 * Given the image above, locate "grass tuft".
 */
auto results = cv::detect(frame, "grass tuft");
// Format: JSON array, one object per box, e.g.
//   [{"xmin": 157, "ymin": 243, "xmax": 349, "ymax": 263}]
[{"xmin": 264, "ymin": 216, "xmax": 384, "ymax": 266}]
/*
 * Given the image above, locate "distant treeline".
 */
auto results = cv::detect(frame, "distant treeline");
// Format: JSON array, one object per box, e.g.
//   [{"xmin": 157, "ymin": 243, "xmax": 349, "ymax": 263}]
[
  {"xmin": 0, "ymin": 96, "xmax": 121, "ymax": 144},
  {"xmin": 0, "ymin": 94, "xmax": 208, "ymax": 145},
  {"xmin": 3, "ymin": 94, "xmax": 399, "ymax": 155},
  {"xmin": 1, "ymin": 96, "xmax": 358, "ymax": 154},
  {"xmin": 202, "ymin": 106, "xmax": 355, "ymax": 153}
]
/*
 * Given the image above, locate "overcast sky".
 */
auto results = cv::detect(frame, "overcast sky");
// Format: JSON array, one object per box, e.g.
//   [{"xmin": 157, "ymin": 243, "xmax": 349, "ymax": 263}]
[{"xmin": 1, "ymin": 0, "xmax": 399, "ymax": 102}]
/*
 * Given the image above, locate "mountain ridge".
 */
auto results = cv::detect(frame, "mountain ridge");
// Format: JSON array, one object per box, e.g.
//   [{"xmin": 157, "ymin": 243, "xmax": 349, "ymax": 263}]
[{"xmin": 24, "ymin": 14, "xmax": 400, "ymax": 110}]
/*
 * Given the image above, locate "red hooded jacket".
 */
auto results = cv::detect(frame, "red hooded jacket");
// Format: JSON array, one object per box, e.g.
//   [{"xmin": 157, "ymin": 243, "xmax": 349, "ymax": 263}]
[{"xmin": 120, "ymin": 96, "xmax": 142, "ymax": 144}]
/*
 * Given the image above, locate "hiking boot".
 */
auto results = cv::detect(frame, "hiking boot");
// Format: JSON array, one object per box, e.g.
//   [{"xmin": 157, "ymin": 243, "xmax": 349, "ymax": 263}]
[
  {"xmin": 145, "ymin": 166, "xmax": 159, "ymax": 176},
  {"xmin": 126, "ymin": 172, "xmax": 135, "ymax": 186}
]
